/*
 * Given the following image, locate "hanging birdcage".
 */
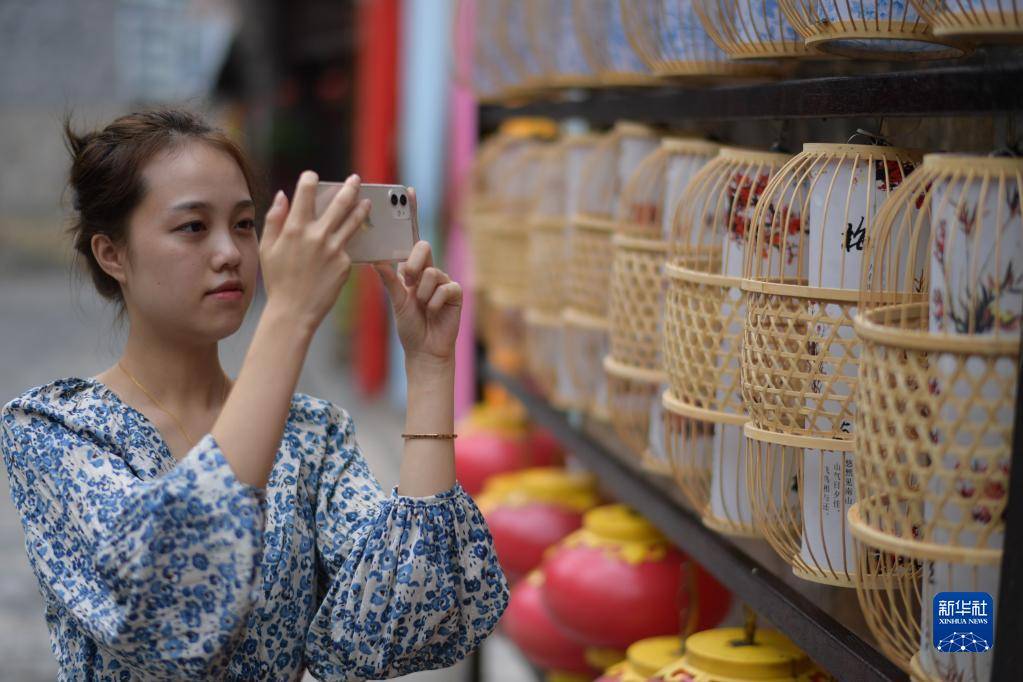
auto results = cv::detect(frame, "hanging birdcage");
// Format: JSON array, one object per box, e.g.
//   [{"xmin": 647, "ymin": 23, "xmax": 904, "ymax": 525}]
[
  {"xmin": 663, "ymin": 146, "xmax": 793, "ymax": 536},
  {"xmin": 604, "ymin": 138, "xmax": 719, "ymax": 474},
  {"xmin": 524, "ymin": 144, "xmax": 570, "ymax": 398},
  {"xmin": 849, "ymin": 153, "xmax": 1020, "ymax": 678},
  {"xmin": 470, "ymin": 0, "xmax": 517, "ymax": 101},
  {"xmin": 526, "ymin": 0, "xmax": 598, "ymax": 89},
  {"xmin": 693, "ymin": 0, "xmax": 818, "ymax": 59},
  {"xmin": 621, "ymin": 0, "xmax": 782, "ymax": 81},
  {"xmin": 495, "ymin": 0, "xmax": 545, "ymax": 96},
  {"xmin": 572, "ymin": 0, "xmax": 656, "ymax": 85},
  {"xmin": 778, "ymin": 0, "xmax": 969, "ymax": 60},
  {"xmin": 551, "ymin": 134, "xmax": 603, "ymax": 412},
  {"xmin": 564, "ymin": 123, "xmax": 660, "ymax": 422},
  {"xmin": 489, "ymin": 143, "xmax": 550, "ymax": 311},
  {"xmin": 741, "ymin": 141, "xmax": 922, "ymax": 585},
  {"xmin": 911, "ymin": 0, "xmax": 1023, "ymax": 41}
]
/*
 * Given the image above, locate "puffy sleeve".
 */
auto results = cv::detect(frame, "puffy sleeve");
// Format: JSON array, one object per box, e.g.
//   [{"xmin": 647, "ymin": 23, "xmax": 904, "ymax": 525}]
[
  {"xmin": 0, "ymin": 396, "xmax": 266, "ymax": 679},
  {"xmin": 304, "ymin": 402, "xmax": 510, "ymax": 680}
]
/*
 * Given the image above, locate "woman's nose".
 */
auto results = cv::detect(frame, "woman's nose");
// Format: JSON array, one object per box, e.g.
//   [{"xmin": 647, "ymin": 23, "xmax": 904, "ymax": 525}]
[{"xmin": 210, "ymin": 225, "xmax": 244, "ymax": 269}]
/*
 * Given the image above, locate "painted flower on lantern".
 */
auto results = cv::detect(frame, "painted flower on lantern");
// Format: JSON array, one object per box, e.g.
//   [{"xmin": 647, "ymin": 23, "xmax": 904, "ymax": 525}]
[
  {"xmin": 874, "ymin": 159, "xmax": 916, "ymax": 192},
  {"xmin": 725, "ymin": 172, "xmax": 773, "ymax": 244}
]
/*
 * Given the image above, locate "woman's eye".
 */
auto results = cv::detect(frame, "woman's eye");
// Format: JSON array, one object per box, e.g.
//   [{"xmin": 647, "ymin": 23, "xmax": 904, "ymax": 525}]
[
  {"xmin": 237, "ymin": 219, "xmax": 256, "ymax": 230},
  {"xmin": 178, "ymin": 221, "xmax": 205, "ymax": 234}
]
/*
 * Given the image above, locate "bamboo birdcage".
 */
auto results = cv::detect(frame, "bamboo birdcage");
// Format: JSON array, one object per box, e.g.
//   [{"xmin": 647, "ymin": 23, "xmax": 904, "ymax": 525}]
[
  {"xmin": 778, "ymin": 0, "xmax": 969, "ymax": 60},
  {"xmin": 572, "ymin": 0, "xmax": 656, "ymax": 86},
  {"xmin": 605, "ymin": 138, "xmax": 719, "ymax": 475},
  {"xmin": 741, "ymin": 141, "xmax": 922, "ymax": 585},
  {"xmin": 621, "ymin": 0, "xmax": 782, "ymax": 81},
  {"xmin": 524, "ymin": 144, "xmax": 570, "ymax": 398},
  {"xmin": 911, "ymin": 0, "xmax": 1023, "ymax": 41},
  {"xmin": 489, "ymin": 143, "xmax": 550, "ymax": 311},
  {"xmin": 552, "ymin": 134, "xmax": 603, "ymax": 411},
  {"xmin": 663, "ymin": 146, "xmax": 793, "ymax": 536},
  {"xmin": 849, "ymin": 154, "xmax": 1021, "ymax": 678},
  {"xmin": 470, "ymin": 0, "xmax": 517, "ymax": 102},
  {"xmin": 693, "ymin": 0, "xmax": 818, "ymax": 59},
  {"xmin": 564, "ymin": 123, "xmax": 660, "ymax": 422},
  {"xmin": 495, "ymin": 0, "xmax": 544, "ymax": 96},
  {"xmin": 525, "ymin": 0, "xmax": 599, "ymax": 89}
]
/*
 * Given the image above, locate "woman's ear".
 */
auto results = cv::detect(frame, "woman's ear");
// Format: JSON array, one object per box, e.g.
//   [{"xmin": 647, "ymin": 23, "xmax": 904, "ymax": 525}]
[{"xmin": 91, "ymin": 233, "xmax": 128, "ymax": 286}]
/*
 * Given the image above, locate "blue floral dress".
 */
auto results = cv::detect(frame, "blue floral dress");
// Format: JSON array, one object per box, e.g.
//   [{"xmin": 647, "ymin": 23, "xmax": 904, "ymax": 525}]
[{"xmin": 1, "ymin": 377, "xmax": 509, "ymax": 681}]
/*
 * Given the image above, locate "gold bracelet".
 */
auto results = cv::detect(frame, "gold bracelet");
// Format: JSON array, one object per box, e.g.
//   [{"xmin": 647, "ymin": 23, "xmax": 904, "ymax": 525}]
[{"xmin": 401, "ymin": 433, "xmax": 458, "ymax": 440}]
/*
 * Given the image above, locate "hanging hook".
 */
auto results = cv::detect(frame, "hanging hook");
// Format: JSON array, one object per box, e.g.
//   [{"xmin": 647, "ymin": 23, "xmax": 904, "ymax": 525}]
[
  {"xmin": 847, "ymin": 128, "xmax": 891, "ymax": 146},
  {"xmin": 992, "ymin": 114, "xmax": 1021, "ymax": 158},
  {"xmin": 769, "ymin": 120, "xmax": 790, "ymax": 153}
]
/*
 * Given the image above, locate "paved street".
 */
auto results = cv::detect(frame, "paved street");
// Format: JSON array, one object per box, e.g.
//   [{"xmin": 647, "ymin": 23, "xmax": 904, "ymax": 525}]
[{"xmin": 0, "ymin": 264, "xmax": 527, "ymax": 681}]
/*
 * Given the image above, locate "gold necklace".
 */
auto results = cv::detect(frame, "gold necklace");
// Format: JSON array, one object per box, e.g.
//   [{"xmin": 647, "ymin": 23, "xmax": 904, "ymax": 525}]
[{"xmin": 117, "ymin": 361, "xmax": 229, "ymax": 445}]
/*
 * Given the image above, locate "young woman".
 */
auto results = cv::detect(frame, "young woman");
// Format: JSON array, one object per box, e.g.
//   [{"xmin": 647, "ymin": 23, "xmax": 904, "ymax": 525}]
[{"xmin": 0, "ymin": 109, "xmax": 509, "ymax": 680}]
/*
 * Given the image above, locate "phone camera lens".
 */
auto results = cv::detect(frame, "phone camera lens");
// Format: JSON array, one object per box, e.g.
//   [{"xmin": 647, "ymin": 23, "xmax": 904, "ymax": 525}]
[
  {"xmin": 399, "ymin": 194, "xmax": 408, "ymax": 206},
  {"xmin": 390, "ymin": 193, "xmax": 399, "ymax": 206}
]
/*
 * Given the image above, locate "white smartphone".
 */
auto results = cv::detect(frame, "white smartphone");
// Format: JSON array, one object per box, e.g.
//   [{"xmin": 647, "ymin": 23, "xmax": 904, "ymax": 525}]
[{"xmin": 314, "ymin": 182, "xmax": 420, "ymax": 263}]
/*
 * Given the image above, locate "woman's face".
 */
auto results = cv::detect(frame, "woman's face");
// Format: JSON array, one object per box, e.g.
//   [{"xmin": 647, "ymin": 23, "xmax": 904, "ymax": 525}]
[{"xmin": 120, "ymin": 141, "xmax": 259, "ymax": 343}]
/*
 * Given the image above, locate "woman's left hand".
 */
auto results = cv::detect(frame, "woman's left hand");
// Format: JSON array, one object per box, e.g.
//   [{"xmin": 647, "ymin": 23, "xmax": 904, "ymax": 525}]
[{"xmin": 374, "ymin": 191, "xmax": 462, "ymax": 372}]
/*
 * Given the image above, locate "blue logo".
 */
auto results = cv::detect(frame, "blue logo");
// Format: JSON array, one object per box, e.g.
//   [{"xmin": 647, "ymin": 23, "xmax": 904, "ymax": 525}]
[{"xmin": 933, "ymin": 592, "xmax": 994, "ymax": 653}]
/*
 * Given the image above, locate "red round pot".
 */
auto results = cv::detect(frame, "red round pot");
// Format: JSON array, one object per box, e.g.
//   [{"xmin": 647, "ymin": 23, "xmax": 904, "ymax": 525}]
[
  {"xmin": 502, "ymin": 571, "xmax": 600, "ymax": 676},
  {"xmin": 541, "ymin": 504, "xmax": 732, "ymax": 651}
]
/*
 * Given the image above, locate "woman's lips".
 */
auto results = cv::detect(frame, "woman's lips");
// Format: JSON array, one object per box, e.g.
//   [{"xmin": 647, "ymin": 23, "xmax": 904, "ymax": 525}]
[{"xmin": 207, "ymin": 289, "xmax": 243, "ymax": 301}]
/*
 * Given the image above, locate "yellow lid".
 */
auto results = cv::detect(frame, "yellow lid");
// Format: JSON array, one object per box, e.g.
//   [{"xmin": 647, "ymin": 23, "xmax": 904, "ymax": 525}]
[
  {"xmin": 682, "ymin": 628, "xmax": 811, "ymax": 679},
  {"xmin": 477, "ymin": 468, "xmax": 598, "ymax": 512},
  {"xmin": 499, "ymin": 117, "xmax": 559, "ymax": 139},
  {"xmin": 586, "ymin": 647, "xmax": 627, "ymax": 671},
  {"xmin": 627, "ymin": 636, "xmax": 685, "ymax": 678},
  {"xmin": 584, "ymin": 504, "xmax": 665, "ymax": 544},
  {"xmin": 546, "ymin": 673, "xmax": 591, "ymax": 682}
]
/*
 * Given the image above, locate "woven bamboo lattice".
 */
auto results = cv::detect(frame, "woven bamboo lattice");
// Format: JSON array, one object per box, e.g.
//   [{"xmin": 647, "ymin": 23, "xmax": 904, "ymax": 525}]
[
  {"xmin": 693, "ymin": 0, "xmax": 819, "ymax": 58},
  {"xmin": 848, "ymin": 154, "xmax": 1021, "ymax": 679},
  {"xmin": 609, "ymin": 236, "xmax": 670, "ymax": 370},
  {"xmin": 911, "ymin": 0, "xmax": 1023, "ymax": 40},
  {"xmin": 525, "ymin": 0, "xmax": 599, "ymax": 89},
  {"xmin": 567, "ymin": 123, "xmax": 660, "ymax": 318},
  {"xmin": 604, "ymin": 355, "xmax": 671, "ymax": 474},
  {"xmin": 665, "ymin": 147, "xmax": 792, "ymax": 413},
  {"xmin": 741, "ymin": 141, "xmax": 922, "ymax": 586},
  {"xmin": 488, "ymin": 143, "xmax": 550, "ymax": 310},
  {"xmin": 563, "ymin": 308, "xmax": 613, "ymax": 420},
  {"xmin": 778, "ymin": 0, "xmax": 969, "ymax": 59},
  {"xmin": 663, "ymin": 147, "xmax": 792, "ymax": 535},
  {"xmin": 621, "ymin": 0, "xmax": 782, "ymax": 80},
  {"xmin": 571, "ymin": 0, "xmax": 656, "ymax": 85}
]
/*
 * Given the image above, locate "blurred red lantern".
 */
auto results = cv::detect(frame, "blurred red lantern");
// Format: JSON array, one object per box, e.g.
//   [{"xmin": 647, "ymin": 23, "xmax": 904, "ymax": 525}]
[
  {"xmin": 524, "ymin": 426, "xmax": 565, "ymax": 467},
  {"xmin": 478, "ymin": 468, "xmax": 599, "ymax": 583},
  {"xmin": 542, "ymin": 505, "xmax": 732, "ymax": 651},
  {"xmin": 503, "ymin": 571, "xmax": 602, "ymax": 676},
  {"xmin": 455, "ymin": 404, "xmax": 566, "ymax": 495},
  {"xmin": 455, "ymin": 430, "xmax": 529, "ymax": 495}
]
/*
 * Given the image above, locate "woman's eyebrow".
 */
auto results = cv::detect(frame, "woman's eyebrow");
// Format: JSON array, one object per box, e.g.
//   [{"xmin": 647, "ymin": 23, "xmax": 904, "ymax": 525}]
[{"xmin": 170, "ymin": 199, "xmax": 254, "ymax": 212}]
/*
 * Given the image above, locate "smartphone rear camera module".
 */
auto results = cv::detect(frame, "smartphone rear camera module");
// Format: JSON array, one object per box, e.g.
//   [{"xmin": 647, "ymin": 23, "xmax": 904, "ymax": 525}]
[{"xmin": 388, "ymin": 188, "xmax": 411, "ymax": 220}]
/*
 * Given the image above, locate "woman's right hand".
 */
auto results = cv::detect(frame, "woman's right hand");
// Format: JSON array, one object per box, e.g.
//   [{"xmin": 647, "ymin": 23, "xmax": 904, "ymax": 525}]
[{"xmin": 258, "ymin": 171, "xmax": 370, "ymax": 332}]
